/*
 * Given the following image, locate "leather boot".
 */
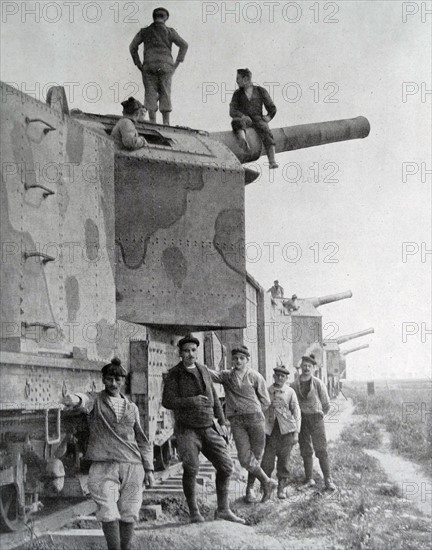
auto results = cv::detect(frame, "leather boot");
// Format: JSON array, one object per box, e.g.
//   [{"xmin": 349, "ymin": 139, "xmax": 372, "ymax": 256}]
[
  {"xmin": 236, "ymin": 130, "xmax": 251, "ymax": 151},
  {"xmin": 101, "ymin": 521, "xmax": 121, "ymax": 550},
  {"xmin": 215, "ymin": 474, "xmax": 245, "ymax": 524},
  {"xmin": 319, "ymin": 455, "xmax": 336, "ymax": 491},
  {"xmin": 183, "ymin": 472, "xmax": 204, "ymax": 523},
  {"xmin": 266, "ymin": 145, "xmax": 279, "ymax": 169},
  {"xmin": 252, "ymin": 467, "xmax": 277, "ymax": 503},
  {"xmin": 162, "ymin": 112, "xmax": 170, "ymax": 125},
  {"xmin": 298, "ymin": 456, "xmax": 315, "ymax": 490},
  {"xmin": 277, "ymin": 478, "xmax": 287, "ymax": 499},
  {"xmin": 119, "ymin": 521, "xmax": 135, "ymax": 550},
  {"xmin": 244, "ymin": 472, "xmax": 257, "ymax": 504}
]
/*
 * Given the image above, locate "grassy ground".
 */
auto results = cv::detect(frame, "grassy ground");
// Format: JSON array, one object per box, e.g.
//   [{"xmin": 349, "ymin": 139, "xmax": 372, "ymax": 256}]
[
  {"xmin": 229, "ymin": 417, "xmax": 431, "ymax": 549},
  {"xmin": 343, "ymin": 380, "xmax": 432, "ymax": 476}
]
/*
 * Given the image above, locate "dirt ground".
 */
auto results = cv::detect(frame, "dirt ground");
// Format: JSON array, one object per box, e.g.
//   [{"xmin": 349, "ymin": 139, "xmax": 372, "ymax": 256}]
[{"xmin": 18, "ymin": 395, "xmax": 432, "ymax": 550}]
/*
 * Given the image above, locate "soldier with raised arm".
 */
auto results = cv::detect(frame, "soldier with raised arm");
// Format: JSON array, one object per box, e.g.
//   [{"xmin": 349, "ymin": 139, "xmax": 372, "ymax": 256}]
[
  {"xmin": 129, "ymin": 7, "xmax": 188, "ymax": 125},
  {"xmin": 291, "ymin": 354, "xmax": 336, "ymax": 491},
  {"xmin": 210, "ymin": 345, "xmax": 277, "ymax": 503},
  {"xmin": 62, "ymin": 358, "xmax": 154, "ymax": 550}
]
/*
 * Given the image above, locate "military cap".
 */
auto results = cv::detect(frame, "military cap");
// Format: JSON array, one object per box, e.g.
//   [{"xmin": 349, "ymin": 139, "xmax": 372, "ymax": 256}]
[
  {"xmin": 273, "ymin": 365, "xmax": 290, "ymax": 375},
  {"xmin": 292, "ymin": 294, "xmax": 297, "ymax": 299},
  {"xmin": 101, "ymin": 357, "xmax": 127, "ymax": 377},
  {"xmin": 153, "ymin": 7, "xmax": 169, "ymax": 19},
  {"xmin": 237, "ymin": 68, "xmax": 252, "ymax": 79},
  {"xmin": 301, "ymin": 353, "xmax": 317, "ymax": 365},
  {"xmin": 178, "ymin": 335, "xmax": 200, "ymax": 349},
  {"xmin": 231, "ymin": 345, "xmax": 250, "ymax": 357},
  {"xmin": 121, "ymin": 97, "xmax": 144, "ymax": 115}
]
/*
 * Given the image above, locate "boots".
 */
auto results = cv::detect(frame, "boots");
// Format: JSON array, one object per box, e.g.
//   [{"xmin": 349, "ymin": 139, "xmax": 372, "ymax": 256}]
[
  {"xmin": 215, "ymin": 474, "xmax": 245, "ymax": 524},
  {"xmin": 149, "ymin": 110, "xmax": 157, "ymax": 123},
  {"xmin": 319, "ymin": 455, "xmax": 336, "ymax": 491},
  {"xmin": 102, "ymin": 521, "xmax": 121, "ymax": 550},
  {"xmin": 119, "ymin": 521, "xmax": 135, "ymax": 550},
  {"xmin": 244, "ymin": 473, "xmax": 257, "ymax": 504},
  {"xmin": 277, "ymin": 478, "xmax": 288, "ymax": 499},
  {"xmin": 162, "ymin": 112, "xmax": 170, "ymax": 125},
  {"xmin": 235, "ymin": 130, "xmax": 251, "ymax": 151},
  {"xmin": 252, "ymin": 467, "xmax": 277, "ymax": 503},
  {"xmin": 298, "ymin": 456, "xmax": 315, "ymax": 490},
  {"xmin": 183, "ymin": 472, "xmax": 204, "ymax": 523},
  {"xmin": 266, "ymin": 145, "xmax": 279, "ymax": 169}
]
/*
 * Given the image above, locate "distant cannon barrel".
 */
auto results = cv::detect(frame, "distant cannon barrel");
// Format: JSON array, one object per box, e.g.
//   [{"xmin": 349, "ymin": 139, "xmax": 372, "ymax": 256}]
[
  {"xmin": 210, "ymin": 116, "xmax": 370, "ymax": 164},
  {"xmin": 342, "ymin": 344, "xmax": 369, "ymax": 356},
  {"xmin": 337, "ymin": 328, "xmax": 374, "ymax": 345},
  {"xmin": 310, "ymin": 290, "xmax": 353, "ymax": 308}
]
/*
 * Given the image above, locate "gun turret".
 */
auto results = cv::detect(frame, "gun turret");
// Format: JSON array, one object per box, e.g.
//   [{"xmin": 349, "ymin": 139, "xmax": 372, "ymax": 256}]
[
  {"xmin": 309, "ymin": 290, "xmax": 353, "ymax": 308},
  {"xmin": 336, "ymin": 328, "xmax": 374, "ymax": 345},
  {"xmin": 210, "ymin": 116, "xmax": 370, "ymax": 165},
  {"xmin": 341, "ymin": 344, "xmax": 369, "ymax": 356}
]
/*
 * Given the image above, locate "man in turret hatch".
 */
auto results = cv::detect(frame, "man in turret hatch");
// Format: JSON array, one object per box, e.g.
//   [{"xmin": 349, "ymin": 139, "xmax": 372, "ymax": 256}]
[
  {"xmin": 111, "ymin": 97, "xmax": 147, "ymax": 151},
  {"xmin": 230, "ymin": 68, "xmax": 278, "ymax": 169},
  {"xmin": 129, "ymin": 7, "xmax": 188, "ymax": 125},
  {"xmin": 268, "ymin": 280, "xmax": 284, "ymax": 299}
]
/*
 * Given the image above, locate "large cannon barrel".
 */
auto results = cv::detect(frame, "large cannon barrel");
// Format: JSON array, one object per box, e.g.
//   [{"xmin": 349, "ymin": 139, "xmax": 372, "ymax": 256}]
[
  {"xmin": 310, "ymin": 290, "xmax": 353, "ymax": 308},
  {"xmin": 342, "ymin": 344, "xmax": 370, "ymax": 356},
  {"xmin": 210, "ymin": 116, "xmax": 370, "ymax": 164},
  {"xmin": 337, "ymin": 328, "xmax": 374, "ymax": 345}
]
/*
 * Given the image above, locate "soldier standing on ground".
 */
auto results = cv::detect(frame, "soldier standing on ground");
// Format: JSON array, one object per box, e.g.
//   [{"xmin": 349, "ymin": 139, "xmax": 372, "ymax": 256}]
[
  {"xmin": 129, "ymin": 7, "xmax": 188, "ymax": 125},
  {"xmin": 210, "ymin": 345, "xmax": 277, "ymax": 503},
  {"xmin": 261, "ymin": 366, "xmax": 301, "ymax": 499},
  {"xmin": 162, "ymin": 336, "xmax": 244, "ymax": 524},
  {"xmin": 230, "ymin": 68, "xmax": 279, "ymax": 169},
  {"xmin": 111, "ymin": 97, "xmax": 147, "ymax": 151},
  {"xmin": 62, "ymin": 358, "xmax": 154, "ymax": 550},
  {"xmin": 291, "ymin": 354, "xmax": 336, "ymax": 491}
]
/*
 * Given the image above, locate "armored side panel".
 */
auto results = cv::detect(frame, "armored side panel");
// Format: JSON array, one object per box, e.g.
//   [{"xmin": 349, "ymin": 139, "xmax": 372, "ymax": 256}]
[
  {"xmin": 216, "ymin": 274, "xmax": 266, "ymax": 377},
  {"xmin": 73, "ymin": 113, "xmax": 246, "ymax": 331},
  {"xmin": 0, "ymin": 82, "xmax": 116, "ymax": 362},
  {"xmin": 290, "ymin": 300, "xmax": 323, "ymax": 370},
  {"xmin": 130, "ymin": 332, "xmax": 177, "ymax": 447}
]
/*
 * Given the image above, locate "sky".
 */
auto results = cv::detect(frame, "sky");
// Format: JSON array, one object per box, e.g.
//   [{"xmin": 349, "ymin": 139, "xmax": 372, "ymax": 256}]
[{"xmin": 1, "ymin": 0, "xmax": 431, "ymax": 380}]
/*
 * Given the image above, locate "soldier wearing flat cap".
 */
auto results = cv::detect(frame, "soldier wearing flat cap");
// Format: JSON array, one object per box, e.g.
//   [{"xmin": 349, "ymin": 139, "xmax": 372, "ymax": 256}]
[
  {"xmin": 210, "ymin": 345, "xmax": 277, "ymax": 503},
  {"xmin": 62, "ymin": 358, "xmax": 154, "ymax": 550},
  {"xmin": 162, "ymin": 335, "xmax": 244, "ymax": 524},
  {"xmin": 111, "ymin": 97, "xmax": 147, "ymax": 151},
  {"xmin": 261, "ymin": 365, "xmax": 301, "ymax": 499},
  {"xmin": 291, "ymin": 354, "xmax": 336, "ymax": 491},
  {"xmin": 130, "ymin": 7, "xmax": 188, "ymax": 125}
]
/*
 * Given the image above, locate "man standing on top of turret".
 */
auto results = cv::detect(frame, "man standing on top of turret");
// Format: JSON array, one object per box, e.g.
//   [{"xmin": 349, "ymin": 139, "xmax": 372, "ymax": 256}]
[
  {"xmin": 268, "ymin": 280, "xmax": 284, "ymax": 299},
  {"xmin": 129, "ymin": 7, "xmax": 188, "ymax": 125},
  {"xmin": 230, "ymin": 68, "xmax": 278, "ymax": 169}
]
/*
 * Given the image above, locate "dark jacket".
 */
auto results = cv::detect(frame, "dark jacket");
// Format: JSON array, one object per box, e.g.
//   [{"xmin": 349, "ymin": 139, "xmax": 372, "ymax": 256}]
[
  {"xmin": 129, "ymin": 22, "xmax": 188, "ymax": 71},
  {"xmin": 162, "ymin": 361, "xmax": 225, "ymax": 429},
  {"xmin": 229, "ymin": 85, "xmax": 277, "ymax": 122}
]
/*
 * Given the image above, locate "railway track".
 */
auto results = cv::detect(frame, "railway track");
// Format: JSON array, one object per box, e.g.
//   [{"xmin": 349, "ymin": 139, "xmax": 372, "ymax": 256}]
[{"xmin": 0, "ymin": 457, "xmax": 225, "ymax": 550}]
